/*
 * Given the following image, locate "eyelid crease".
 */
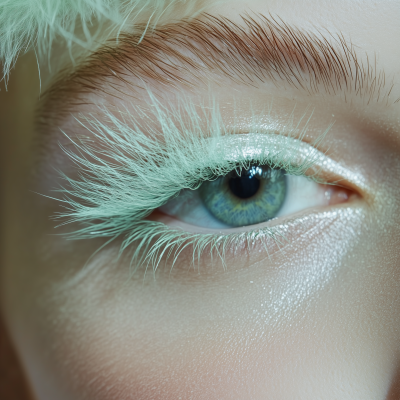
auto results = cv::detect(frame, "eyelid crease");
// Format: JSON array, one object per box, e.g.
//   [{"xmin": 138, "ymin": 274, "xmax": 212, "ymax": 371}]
[
  {"xmin": 50, "ymin": 94, "xmax": 364, "ymax": 273},
  {"xmin": 201, "ymin": 133, "xmax": 364, "ymax": 191}
]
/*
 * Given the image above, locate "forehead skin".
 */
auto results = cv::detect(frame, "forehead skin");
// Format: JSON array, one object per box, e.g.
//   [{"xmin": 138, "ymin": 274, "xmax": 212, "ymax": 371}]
[{"xmin": 1, "ymin": 1, "xmax": 400, "ymax": 400}]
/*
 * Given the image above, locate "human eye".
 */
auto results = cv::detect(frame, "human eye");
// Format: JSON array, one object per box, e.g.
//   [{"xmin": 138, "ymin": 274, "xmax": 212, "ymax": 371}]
[
  {"xmin": 55, "ymin": 96, "xmax": 356, "ymax": 271},
  {"xmin": 158, "ymin": 163, "xmax": 349, "ymax": 231}
]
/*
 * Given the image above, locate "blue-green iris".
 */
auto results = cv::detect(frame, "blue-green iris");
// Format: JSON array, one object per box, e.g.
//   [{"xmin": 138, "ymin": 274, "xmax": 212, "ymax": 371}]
[{"xmin": 199, "ymin": 165, "xmax": 286, "ymax": 227}]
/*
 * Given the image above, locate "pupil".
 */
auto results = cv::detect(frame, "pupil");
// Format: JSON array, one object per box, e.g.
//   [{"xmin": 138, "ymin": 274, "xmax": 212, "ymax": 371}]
[{"xmin": 228, "ymin": 167, "xmax": 261, "ymax": 199}]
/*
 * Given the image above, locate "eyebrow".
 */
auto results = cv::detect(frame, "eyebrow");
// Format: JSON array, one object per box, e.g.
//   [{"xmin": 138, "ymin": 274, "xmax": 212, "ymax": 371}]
[{"xmin": 38, "ymin": 13, "xmax": 396, "ymax": 124}]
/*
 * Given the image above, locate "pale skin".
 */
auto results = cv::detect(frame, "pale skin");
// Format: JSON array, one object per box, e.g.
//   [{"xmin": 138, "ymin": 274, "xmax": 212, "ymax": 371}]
[{"xmin": 1, "ymin": 1, "xmax": 400, "ymax": 399}]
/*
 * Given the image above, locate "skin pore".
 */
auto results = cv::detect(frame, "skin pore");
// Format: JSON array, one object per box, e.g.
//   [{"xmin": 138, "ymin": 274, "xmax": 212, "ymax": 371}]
[{"xmin": 1, "ymin": 0, "xmax": 400, "ymax": 399}]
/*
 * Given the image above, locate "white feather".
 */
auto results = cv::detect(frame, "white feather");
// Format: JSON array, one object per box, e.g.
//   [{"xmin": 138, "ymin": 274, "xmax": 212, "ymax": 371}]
[{"xmin": 0, "ymin": 0, "xmax": 188, "ymax": 81}]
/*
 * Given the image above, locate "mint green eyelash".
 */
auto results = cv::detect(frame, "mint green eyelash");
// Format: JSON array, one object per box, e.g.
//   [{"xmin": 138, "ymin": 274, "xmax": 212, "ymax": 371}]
[{"xmin": 55, "ymin": 96, "xmax": 330, "ymax": 272}]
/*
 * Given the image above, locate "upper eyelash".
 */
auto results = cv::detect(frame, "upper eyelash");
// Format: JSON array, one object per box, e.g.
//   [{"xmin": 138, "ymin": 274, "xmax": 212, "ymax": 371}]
[{"xmin": 53, "ymin": 95, "xmax": 333, "ymax": 272}]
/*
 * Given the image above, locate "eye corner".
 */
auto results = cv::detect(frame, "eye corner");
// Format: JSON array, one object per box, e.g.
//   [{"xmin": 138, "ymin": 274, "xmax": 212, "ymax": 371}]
[{"xmin": 322, "ymin": 184, "xmax": 358, "ymax": 207}]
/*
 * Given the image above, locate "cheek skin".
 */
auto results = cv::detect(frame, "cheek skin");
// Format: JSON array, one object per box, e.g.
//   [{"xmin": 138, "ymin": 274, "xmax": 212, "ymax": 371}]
[{"xmin": 4, "ymin": 203, "xmax": 399, "ymax": 400}]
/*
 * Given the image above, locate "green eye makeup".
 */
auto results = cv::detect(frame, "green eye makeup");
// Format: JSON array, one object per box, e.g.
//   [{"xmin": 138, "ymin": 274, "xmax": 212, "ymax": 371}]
[{"xmin": 52, "ymin": 95, "xmax": 353, "ymax": 272}]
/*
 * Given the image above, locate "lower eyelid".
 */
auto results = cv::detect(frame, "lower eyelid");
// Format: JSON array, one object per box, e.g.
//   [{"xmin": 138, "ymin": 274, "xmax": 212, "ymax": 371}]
[{"xmin": 135, "ymin": 208, "xmax": 360, "ymax": 284}]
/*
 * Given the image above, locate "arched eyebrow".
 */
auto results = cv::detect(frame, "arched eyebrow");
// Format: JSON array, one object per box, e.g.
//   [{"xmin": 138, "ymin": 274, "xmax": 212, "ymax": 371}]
[{"xmin": 39, "ymin": 13, "xmax": 396, "ymax": 124}]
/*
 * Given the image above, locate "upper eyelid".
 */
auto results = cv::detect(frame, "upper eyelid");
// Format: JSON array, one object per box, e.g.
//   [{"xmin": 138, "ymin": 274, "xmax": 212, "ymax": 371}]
[
  {"xmin": 205, "ymin": 133, "xmax": 366, "ymax": 194},
  {"xmin": 36, "ymin": 13, "xmax": 396, "ymax": 133}
]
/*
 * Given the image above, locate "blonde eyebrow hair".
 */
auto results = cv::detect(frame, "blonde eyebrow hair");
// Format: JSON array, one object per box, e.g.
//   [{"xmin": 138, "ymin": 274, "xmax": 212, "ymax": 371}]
[{"xmin": 38, "ymin": 13, "xmax": 397, "ymax": 125}]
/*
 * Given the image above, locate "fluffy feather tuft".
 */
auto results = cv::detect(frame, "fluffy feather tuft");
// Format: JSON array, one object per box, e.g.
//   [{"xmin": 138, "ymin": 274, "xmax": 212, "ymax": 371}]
[{"xmin": 0, "ymin": 0, "xmax": 186, "ymax": 82}]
